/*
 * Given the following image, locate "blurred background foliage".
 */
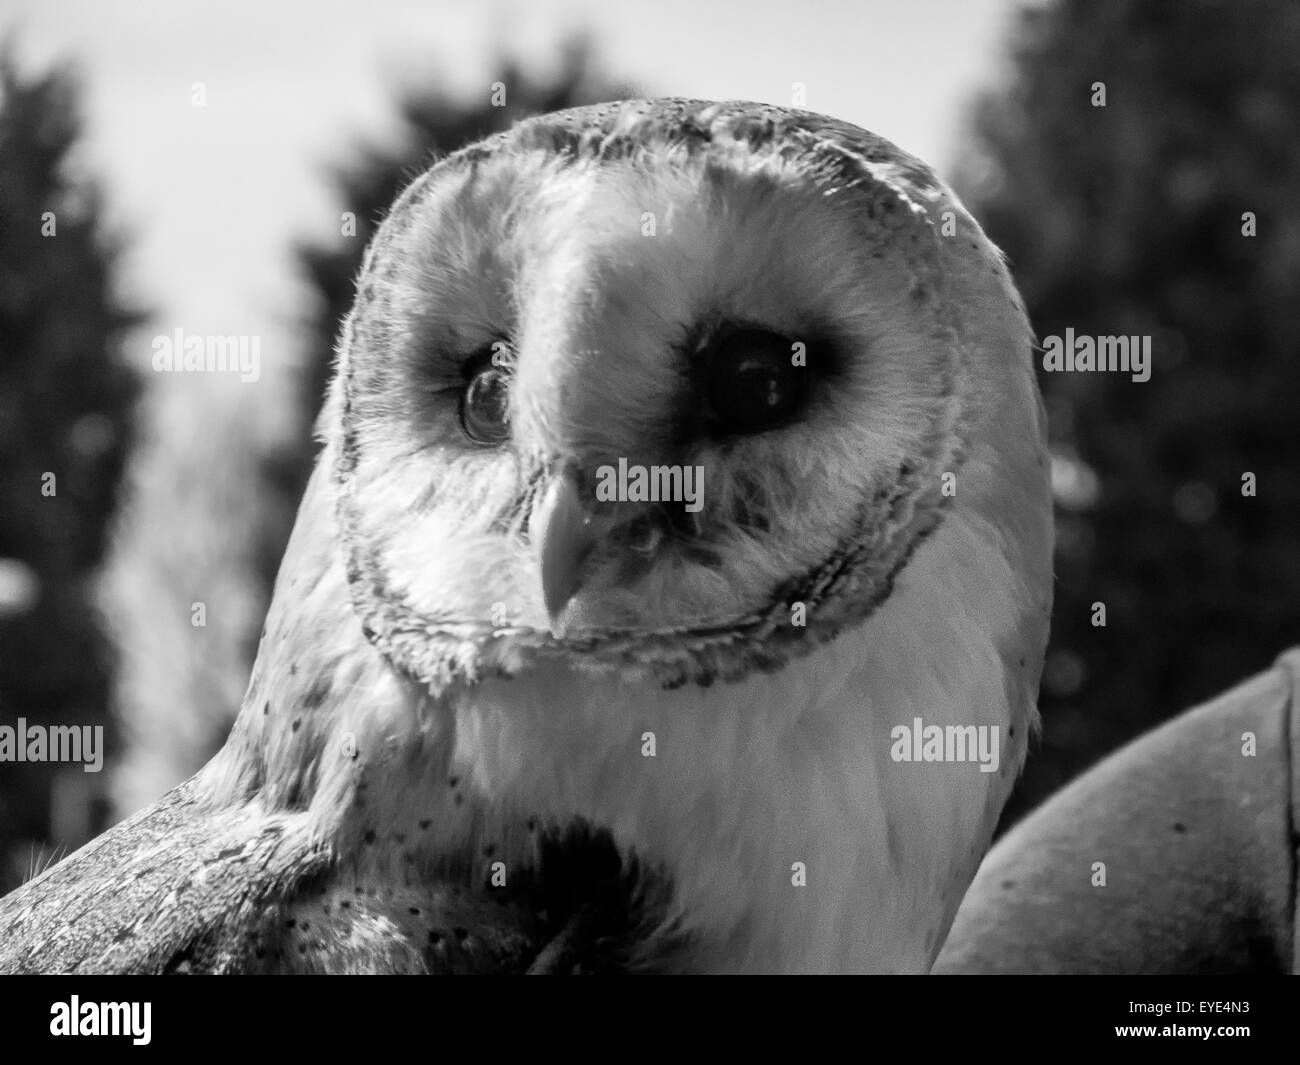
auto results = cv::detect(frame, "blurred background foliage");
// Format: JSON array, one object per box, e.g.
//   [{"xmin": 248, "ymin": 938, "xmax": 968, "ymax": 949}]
[
  {"xmin": 1, "ymin": 0, "xmax": 1298, "ymax": 890},
  {"xmin": 954, "ymin": 0, "xmax": 1300, "ymax": 825},
  {"xmin": 0, "ymin": 52, "xmax": 140, "ymax": 888}
]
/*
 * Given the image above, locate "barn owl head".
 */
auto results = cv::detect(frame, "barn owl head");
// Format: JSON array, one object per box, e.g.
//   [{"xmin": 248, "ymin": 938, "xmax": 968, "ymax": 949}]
[{"xmin": 332, "ymin": 98, "xmax": 1045, "ymax": 693}]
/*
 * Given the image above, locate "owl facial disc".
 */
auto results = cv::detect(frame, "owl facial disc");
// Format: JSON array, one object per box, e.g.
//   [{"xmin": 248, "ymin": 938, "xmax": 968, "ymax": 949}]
[{"xmin": 333, "ymin": 99, "xmax": 974, "ymax": 689}]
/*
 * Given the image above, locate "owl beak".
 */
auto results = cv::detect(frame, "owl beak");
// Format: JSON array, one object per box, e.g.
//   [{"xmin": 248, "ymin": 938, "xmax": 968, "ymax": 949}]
[{"xmin": 530, "ymin": 465, "xmax": 601, "ymax": 637}]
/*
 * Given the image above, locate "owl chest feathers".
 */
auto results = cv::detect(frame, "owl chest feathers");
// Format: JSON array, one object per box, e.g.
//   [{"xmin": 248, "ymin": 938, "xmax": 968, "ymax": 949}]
[
  {"xmin": 451, "ymin": 509, "xmax": 1035, "ymax": 973},
  {"xmin": 214, "ymin": 466, "xmax": 1039, "ymax": 973}
]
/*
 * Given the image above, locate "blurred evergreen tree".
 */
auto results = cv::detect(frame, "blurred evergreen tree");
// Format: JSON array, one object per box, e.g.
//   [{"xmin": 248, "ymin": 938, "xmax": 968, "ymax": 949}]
[
  {"xmin": 955, "ymin": 0, "xmax": 1300, "ymax": 825},
  {"xmin": 0, "ymin": 51, "xmax": 141, "ymax": 890}
]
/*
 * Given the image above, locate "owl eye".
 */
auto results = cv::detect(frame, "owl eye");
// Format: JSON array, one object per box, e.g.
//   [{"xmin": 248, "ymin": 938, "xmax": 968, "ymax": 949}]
[
  {"xmin": 459, "ymin": 348, "xmax": 511, "ymax": 445},
  {"xmin": 704, "ymin": 328, "xmax": 809, "ymax": 434}
]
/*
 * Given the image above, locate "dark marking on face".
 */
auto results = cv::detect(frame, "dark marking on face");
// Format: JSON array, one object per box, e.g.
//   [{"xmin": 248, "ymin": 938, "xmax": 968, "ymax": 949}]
[
  {"xmin": 730, "ymin": 478, "xmax": 771, "ymax": 534},
  {"xmin": 303, "ymin": 675, "xmax": 332, "ymax": 709}
]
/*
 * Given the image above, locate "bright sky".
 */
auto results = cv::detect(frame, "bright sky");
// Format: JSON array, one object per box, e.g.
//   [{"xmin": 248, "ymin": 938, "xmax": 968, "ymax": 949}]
[{"xmin": 3, "ymin": 0, "xmax": 1029, "ymax": 407}]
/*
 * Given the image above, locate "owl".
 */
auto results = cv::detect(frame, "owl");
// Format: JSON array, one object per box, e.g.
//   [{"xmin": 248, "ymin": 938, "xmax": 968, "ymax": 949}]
[{"xmin": 0, "ymin": 99, "xmax": 1052, "ymax": 974}]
